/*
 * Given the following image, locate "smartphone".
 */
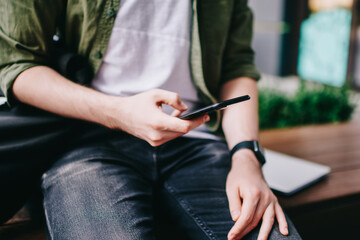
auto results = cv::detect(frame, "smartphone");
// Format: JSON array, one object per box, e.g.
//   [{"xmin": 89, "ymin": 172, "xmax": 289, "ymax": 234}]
[{"xmin": 179, "ymin": 95, "xmax": 250, "ymax": 120}]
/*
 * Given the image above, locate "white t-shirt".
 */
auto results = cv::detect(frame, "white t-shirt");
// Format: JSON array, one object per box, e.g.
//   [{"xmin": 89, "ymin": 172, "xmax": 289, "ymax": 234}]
[{"xmin": 92, "ymin": 0, "xmax": 218, "ymax": 139}]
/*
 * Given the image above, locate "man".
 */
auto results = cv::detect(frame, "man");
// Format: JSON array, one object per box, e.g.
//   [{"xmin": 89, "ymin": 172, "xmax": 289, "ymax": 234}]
[{"xmin": 0, "ymin": 0, "xmax": 301, "ymax": 239}]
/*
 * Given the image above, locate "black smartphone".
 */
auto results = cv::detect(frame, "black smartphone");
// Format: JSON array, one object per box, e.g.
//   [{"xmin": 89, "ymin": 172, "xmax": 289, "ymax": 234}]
[{"xmin": 179, "ymin": 95, "xmax": 250, "ymax": 120}]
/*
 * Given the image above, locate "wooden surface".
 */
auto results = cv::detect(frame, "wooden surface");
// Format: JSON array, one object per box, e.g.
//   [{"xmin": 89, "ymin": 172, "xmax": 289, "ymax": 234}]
[
  {"xmin": 260, "ymin": 121, "xmax": 360, "ymax": 239},
  {"xmin": 260, "ymin": 121, "xmax": 360, "ymax": 208}
]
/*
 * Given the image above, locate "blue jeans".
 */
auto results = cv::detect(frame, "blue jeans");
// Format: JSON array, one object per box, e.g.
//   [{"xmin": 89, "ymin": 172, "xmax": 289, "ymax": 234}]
[{"xmin": 41, "ymin": 124, "xmax": 301, "ymax": 240}]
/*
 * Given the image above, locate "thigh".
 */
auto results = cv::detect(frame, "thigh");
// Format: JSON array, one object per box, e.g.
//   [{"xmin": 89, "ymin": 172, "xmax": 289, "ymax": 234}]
[
  {"xmin": 41, "ymin": 151, "xmax": 156, "ymax": 240},
  {"xmin": 158, "ymin": 138, "xmax": 302, "ymax": 240},
  {"xmin": 158, "ymin": 138, "xmax": 233, "ymax": 240}
]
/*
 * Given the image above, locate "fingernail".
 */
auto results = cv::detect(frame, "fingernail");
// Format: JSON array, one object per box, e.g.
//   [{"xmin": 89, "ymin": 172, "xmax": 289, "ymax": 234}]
[
  {"xmin": 181, "ymin": 102, "xmax": 188, "ymax": 109},
  {"xmin": 231, "ymin": 210, "xmax": 240, "ymax": 221},
  {"xmin": 283, "ymin": 226, "xmax": 288, "ymax": 235},
  {"xmin": 228, "ymin": 233, "xmax": 236, "ymax": 240}
]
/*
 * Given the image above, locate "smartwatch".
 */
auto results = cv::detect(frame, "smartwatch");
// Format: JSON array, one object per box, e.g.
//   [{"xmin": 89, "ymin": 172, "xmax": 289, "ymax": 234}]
[{"xmin": 230, "ymin": 140, "xmax": 266, "ymax": 165}]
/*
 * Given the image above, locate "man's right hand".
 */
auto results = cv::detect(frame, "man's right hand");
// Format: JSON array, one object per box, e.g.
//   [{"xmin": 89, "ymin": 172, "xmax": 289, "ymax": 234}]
[
  {"xmin": 13, "ymin": 67, "xmax": 208, "ymax": 146},
  {"xmin": 104, "ymin": 89, "xmax": 209, "ymax": 146}
]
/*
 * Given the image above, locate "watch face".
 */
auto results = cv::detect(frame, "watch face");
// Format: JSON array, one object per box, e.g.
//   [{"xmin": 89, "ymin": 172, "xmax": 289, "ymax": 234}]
[
  {"xmin": 253, "ymin": 141, "xmax": 266, "ymax": 165},
  {"xmin": 253, "ymin": 140, "xmax": 262, "ymax": 153},
  {"xmin": 255, "ymin": 151, "xmax": 266, "ymax": 165},
  {"xmin": 259, "ymin": 145, "xmax": 265, "ymax": 155}
]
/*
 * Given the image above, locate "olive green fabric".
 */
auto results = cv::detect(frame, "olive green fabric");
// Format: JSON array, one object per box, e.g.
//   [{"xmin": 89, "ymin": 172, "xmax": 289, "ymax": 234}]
[{"xmin": 0, "ymin": 0, "xmax": 260, "ymax": 132}]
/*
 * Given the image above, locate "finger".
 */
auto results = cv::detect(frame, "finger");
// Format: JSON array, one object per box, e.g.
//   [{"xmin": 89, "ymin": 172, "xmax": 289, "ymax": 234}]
[
  {"xmin": 153, "ymin": 90, "xmax": 188, "ymax": 111},
  {"xmin": 159, "ymin": 114, "xmax": 209, "ymax": 134},
  {"xmin": 226, "ymin": 186, "xmax": 242, "ymax": 221},
  {"xmin": 146, "ymin": 114, "xmax": 209, "ymax": 146},
  {"xmin": 257, "ymin": 205, "xmax": 275, "ymax": 240},
  {"xmin": 185, "ymin": 114, "xmax": 210, "ymax": 129},
  {"xmin": 240, "ymin": 200, "xmax": 270, "ymax": 239},
  {"xmin": 171, "ymin": 109, "xmax": 183, "ymax": 117},
  {"xmin": 231, "ymin": 199, "xmax": 268, "ymax": 240},
  {"xmin": 228, "ymin": 196, "xmax": 259, "ymax": 240},
  {"xmin": 275, "ymin": 203, "xmax": 288, "ymax": 236}
]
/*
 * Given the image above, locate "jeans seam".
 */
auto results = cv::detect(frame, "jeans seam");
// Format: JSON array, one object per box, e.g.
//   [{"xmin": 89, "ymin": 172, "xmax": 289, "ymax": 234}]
[
  {"xmin": 165, "ymin": 183, "xmax": 218, "ymax": 240},
  {"xmin": 43, "ymin": 202, "xmax": 54, "ymax": 240}
]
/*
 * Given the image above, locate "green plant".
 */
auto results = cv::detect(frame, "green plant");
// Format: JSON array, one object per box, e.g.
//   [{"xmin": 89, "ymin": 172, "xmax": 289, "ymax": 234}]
[{"xmin": 259, "ymin": 84, "xmax": 355, "ymax": 129}]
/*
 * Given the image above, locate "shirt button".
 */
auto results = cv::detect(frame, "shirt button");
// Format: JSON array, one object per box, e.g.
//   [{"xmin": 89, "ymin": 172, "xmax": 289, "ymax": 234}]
[
  {"xmin": 106, "ymin": 8, "xmax": 115, "ymax": 18},
  {"xmin": 93, "ymin": 51, "xmax": 102, "ymax": 59}
]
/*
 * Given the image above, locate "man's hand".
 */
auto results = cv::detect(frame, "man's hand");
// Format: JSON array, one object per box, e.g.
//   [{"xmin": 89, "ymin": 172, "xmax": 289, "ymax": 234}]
[
  {"xmin": 13, "ymin": 67, "xmax": 208, "ymax": 147},
  {"xmin": 226, "ymin": 149, "xmax": 288, "ymax": 240},
  {"xmin": 105, "ymin": 89, "xmax": 210, "ymax": 146},
  {"xmin": 219, "ymin": 77, "xmax": 287, "ymax": 239}
]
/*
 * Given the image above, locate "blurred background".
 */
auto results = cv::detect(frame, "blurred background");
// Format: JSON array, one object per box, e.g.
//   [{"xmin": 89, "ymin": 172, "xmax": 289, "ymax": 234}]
[
  {"xmin": 250, "ymin": 0, "xmax": 357, "ymax": 85},
  {"xmin": 251, "ymin": 2, "xmax": 360, "ymax": 239},
  {"xmin": 250, "ymin": 0, "xmax": 360, "ymax": 129}
]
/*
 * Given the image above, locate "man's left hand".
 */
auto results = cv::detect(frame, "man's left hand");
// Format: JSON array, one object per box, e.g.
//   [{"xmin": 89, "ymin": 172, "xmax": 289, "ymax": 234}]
[{"xmin": 226, "ymin": 149, "xmax": 289, "ymax": 240}]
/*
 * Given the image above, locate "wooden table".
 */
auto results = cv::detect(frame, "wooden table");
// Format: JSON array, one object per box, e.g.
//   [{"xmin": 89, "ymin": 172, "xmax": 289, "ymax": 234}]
[{"xmin": 260, "ymin": 121, "xmax": 360, "ymax": 239}]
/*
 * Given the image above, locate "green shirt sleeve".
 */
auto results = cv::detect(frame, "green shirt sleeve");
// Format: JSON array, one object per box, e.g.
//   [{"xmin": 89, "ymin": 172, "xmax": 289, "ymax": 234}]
[
  {"xmin": 221, "ymin": 0, "xmax": 261, "ymax": 83},
  {"xmin": 0, "ymin": 0, "xmax": 62, "ymax": 105}
]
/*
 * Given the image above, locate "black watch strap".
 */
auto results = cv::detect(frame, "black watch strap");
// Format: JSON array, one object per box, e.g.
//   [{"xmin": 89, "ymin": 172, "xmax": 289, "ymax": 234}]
[{"xmin": 230, "ymin": 140, "xmax": 266, "ymax": 165}]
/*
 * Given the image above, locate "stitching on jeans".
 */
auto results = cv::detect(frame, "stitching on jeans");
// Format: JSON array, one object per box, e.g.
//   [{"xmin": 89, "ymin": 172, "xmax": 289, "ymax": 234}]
[
  {"xmin": 43, "ymin": 203, "xmax": 54, "ymax": 240},
  {"xmin": 164, "ymin": 183, "xmax": 218, "ymax": 240}
]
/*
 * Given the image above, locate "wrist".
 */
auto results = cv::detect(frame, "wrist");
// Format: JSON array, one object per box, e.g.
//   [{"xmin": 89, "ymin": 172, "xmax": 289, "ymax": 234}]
[
  {"xmin": 231, "ymin": 149, "xmax": 261, "ymax": 168},
  {"xmin": 230, "ymin": 140, "xmax": 266, "ymax": 166},
  {"xmin": 91, "ymin": 94, "xmax": 125, "ymax": 129}
]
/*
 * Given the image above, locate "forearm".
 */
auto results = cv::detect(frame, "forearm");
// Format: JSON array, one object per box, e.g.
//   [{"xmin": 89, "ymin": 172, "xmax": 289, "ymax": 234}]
[
  {"xmin": 12, "ymin": 66, "xmax": 209, "ymax": 146},
  {"xmin": 220, "ymin": 77, "xmax": 259, "ymax": 149},
  {"xmin": 12, "ymin": 66, "xmax": 119, "ymax": 128},
  {"xmin": 222, "ymin": 78, "xmax": 289, "ymax": 240}
]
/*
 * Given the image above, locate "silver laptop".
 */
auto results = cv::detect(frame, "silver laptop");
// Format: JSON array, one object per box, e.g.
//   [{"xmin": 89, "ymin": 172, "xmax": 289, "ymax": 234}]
[
  {"xmin": 0, "ymin": 97, "xmax": 6, "ymax": 106},
  {"xmin": 262, "ymin": 149, "xmax": 331, "ymax": 196}
]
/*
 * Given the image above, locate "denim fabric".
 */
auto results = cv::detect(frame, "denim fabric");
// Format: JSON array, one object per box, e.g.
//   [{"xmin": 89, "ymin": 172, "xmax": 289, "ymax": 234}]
[{"xmin": 41, "ymin": 125, "xmax": 301, "ymax": 240}]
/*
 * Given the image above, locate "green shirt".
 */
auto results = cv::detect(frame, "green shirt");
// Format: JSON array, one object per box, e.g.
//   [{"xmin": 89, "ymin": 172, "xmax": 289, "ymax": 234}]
[{"xmin": 0, "ymin": 0, "xmax": 260, "ymax": 132}]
